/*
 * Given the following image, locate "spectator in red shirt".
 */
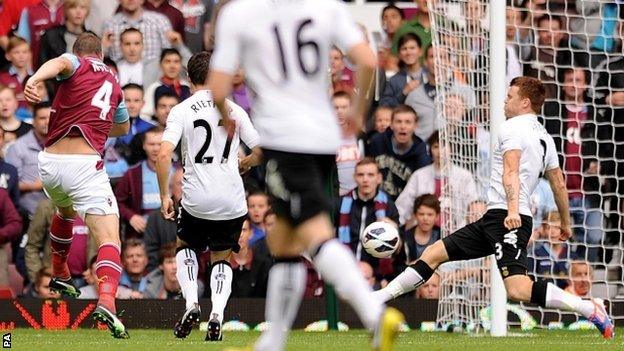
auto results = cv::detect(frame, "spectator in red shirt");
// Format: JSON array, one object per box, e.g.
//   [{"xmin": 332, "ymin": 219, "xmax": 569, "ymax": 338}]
[
  {"xmin": 144, "ymin": 0, "xmax": 185, "ymax": 42},
  {"xmin": 0, "ymin": 36, "xmax": 32, "ymax": 112},
  {"xmin": 0, "ymin": 187, "xmax": 23, "ymax": 287},
  {"xmin": 16, "ymin": 0, "xmax": 64, "ymax": 68},
  {"xmin": 330, "ymin": 46, "xmax": 355, "ymax": 96},
  {"xmin": 0, "ymin": 0, "xmax": 39, "ymax": 50}
]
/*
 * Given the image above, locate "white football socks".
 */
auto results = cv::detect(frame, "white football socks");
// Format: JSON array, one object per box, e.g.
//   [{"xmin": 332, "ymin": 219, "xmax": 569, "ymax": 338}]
[
  {"xmin": 176, "ymin": 248, "xmax": 199, "ymax": 310},
  {"xmin": 545, "ymin": 282, "xmax": 595, "ymax": 318},
  {"xmin": 373, "ymin": 266, "xmax": 425, "ymax": 303},
  {"xmin": 255, "ymin": 261, "xmax": 306, "ymax": 351},
  {"xmin": 312, "ymin": 239, "xmax": 383, "ymax": 330},
  {"xmin": 209, "ymin": 261, "xmax": 233, "ymax": 324}
]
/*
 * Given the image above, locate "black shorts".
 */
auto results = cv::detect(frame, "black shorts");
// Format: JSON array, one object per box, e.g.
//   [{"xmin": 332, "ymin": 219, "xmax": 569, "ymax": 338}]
[
  {"xmin": 177, "ymin": 207, "xmax": 246, "ymax": 253},
  {"xmin": 442, "ymin": 209, "xmax": 533, "ymax": 278},
  {"xmin": 263, "ymin": 149, "xmax": 336, "ymax": 226}
]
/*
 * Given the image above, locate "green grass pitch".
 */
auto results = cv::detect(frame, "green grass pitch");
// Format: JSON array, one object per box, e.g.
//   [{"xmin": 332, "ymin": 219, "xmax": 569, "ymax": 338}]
[{"xmin": 5, "ymin": 328, "xmax": 622, "ymax": 351}]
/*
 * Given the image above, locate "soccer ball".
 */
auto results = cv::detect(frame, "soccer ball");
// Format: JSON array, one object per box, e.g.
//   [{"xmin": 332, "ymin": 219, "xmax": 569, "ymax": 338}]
[{"xmin": 360, "ymin": 221, "xmax": 400, "ymax": 258}]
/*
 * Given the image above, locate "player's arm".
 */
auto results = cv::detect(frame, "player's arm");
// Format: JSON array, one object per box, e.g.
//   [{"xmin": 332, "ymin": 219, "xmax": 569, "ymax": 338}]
[
  {"xmin": 502, "ymin": 149, "xmax": 522, "ymax": 230},
  {"xmin": 208, "ymin": 71, "xmax": 234, "ymax": 128},
  {"xmin": 156, "ymin": 141, "xmax": 175, "ymax": 220},
  {"xmin": 239, "ymin": 146, "xmax": 262, "ymax": 174},
  {"xmin": 109, "ymin": 101, "xmax": 131, "ymax": 137},
  {"xmin": 544, "ymin": 167, "xmax": 572, "ymax": 240},
  {"xmin": 24, "ymin": 55, "xmax": 76, "ymax": 103}
]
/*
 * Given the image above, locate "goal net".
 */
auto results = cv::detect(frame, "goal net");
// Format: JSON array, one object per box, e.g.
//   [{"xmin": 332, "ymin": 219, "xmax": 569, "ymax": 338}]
[{"xmin": 429, "ymin": 0, "xmax": 624, "ymax": 331}]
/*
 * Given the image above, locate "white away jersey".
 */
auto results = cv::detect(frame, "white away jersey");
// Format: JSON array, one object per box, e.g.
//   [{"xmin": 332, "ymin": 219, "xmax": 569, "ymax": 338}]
[
  {"xmin": 162, "ymin": 90, "xmax": 260, "ymax": 220},
  {"xmin": 210, "ymin": 0, "xmax": 364, "ymax": 154},
  {"xmin": 486, "ymin": 114, "xmax": 559, "ymax": 217}
]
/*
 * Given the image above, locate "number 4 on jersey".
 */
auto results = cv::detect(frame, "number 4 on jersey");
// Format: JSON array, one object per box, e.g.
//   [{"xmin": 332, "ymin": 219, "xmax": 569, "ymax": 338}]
[{"xmin": 91, "ymin": 81, "xmax": 113, "ymax": 120}]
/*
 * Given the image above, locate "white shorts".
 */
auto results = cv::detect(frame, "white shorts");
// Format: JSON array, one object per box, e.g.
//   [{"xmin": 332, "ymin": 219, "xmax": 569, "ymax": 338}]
[{"xmin": 38, "ymin": 151, "xmax": 119, "ymax": 219}]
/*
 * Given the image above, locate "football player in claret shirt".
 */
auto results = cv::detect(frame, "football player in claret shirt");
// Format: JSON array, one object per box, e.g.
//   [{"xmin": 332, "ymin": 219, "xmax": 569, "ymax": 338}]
[{"xmin": 24, "ymin": 32, "xmax": 131, "ymax": 339}]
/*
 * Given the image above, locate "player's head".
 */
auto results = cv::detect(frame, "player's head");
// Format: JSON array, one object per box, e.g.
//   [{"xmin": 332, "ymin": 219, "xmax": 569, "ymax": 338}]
[
  {"xmin": 120, "ymin": 27, "xmax": 143, "ymax": 64},
  {"xmin": 417, "ymin": 272, "xmax": 440, "ymax": 299},
  {"xmin": 427, "ymin": 130, "xmax": 440, "ymax": 164},
  {"xmin": 505, "ymin": 76, "xmax": 546, "ymax": 117},
  {"xmin": 332, "ymin": 91, "xmax": 352, "ymax": 125},
  {"xmin": 158, "ymin": 242, "xmax": 177, "ymax": 283},
  {"xmin": 64, "ymin": 0, "xmax": 90, "ymax": 27},
  {"xmin": 35, "ymin": 267, "xmax": 60, "ymax": 299},
  {"xmin": 381, "ymin": 4, "xmax": 404, "ymax": 36},
  {"xmin": 143, "ymin": 126, "xmax": 164, "ymax": 163},
  {"xmin": 466, "ymin": 199, "xmax": 487, "ymax": 224},
  {"xmin": 73, "ymin": 31, "xmax": 103, "ymax": 59},
  {"xmin": 154, "ymin": 90, "xmax": 179, "ymax": 127},
  {"xmin": 373, "ymin": 106, "xmax": 392, "ymax": 133},
  {"xmin": 247, "ymin": 191, "xmax": 270, "ymax": 226},
  {"xmin": 397, "ymin": 32, "xmax": 422, "ymax": 68},
  {"xmin": 0, "ymin": 85, "xmax": 18, "ymax": 120},
  {"xmin": 391, "ymin": 104, "xmax": 418, "ymax": 145},
  {"xmin": 562, "ymin": 67, "xmax": 587, "ymax": 102},
  {"xmin": 122, "ymin": 238, "xmax": 148, "ymax": 277},
  {"xmin": 5, "ymin": 36, "xmax": 31, "ymax": 69},
  {"xmin": 354, "ymin": 157, "xmax": 382, "ymax": 198},
  {"xmin": 187, "ymin": 51, "xmax": 211, "ymax": 87},
  {"xmin": 32, "ymin": 102, "xmax": 51, "ymax": 137},
  {"xmin": 413, "ymin": 194, "xmax": 440, "ymax": 233},
  {"xmin": 160, "ymin": 48, "xmax": 182, "ymax": 79},
  {"xmin": 568, "ymin": 261, "xmax": 592, "ymax": 297},
  {"xmin": 122, "ymin": 83, "xmax": 145, "ymax": 117}
]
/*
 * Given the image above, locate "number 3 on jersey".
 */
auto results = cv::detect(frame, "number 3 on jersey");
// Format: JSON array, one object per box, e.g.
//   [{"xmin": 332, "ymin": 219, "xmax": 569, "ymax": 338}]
[{"xmin": 91, "ymin": 81, "xmax": 113, "ymax": 120}]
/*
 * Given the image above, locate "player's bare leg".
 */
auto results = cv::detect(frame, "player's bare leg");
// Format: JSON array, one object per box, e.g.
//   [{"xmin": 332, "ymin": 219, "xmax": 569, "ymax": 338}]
[
  {"xmin": 174, "ymin": 238, "xmax": 200, "ymax": 339},
  {"xmin": 48, "ymin": 205, "xmax": 81, "ymax": 298},
  {"xmin": 374, "ymin": 240, "xmax": 449, "ymax": 302},
  {"xmin": 504, "ymin": 275, "xmax": 614, "ymax": 339},
  {"xmin": 205, "ymin": 249, "xmax": 234, "ymax": 341},
  {"xmin": 86, "ymin": 213, "xmax": 128, "ymax": 339}
]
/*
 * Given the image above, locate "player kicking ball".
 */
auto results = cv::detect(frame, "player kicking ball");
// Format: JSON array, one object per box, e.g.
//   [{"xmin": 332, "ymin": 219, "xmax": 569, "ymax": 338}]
[
  {"xmin": 209, "ymin": 1, "xmax": 404, "ymax": 350},
  {"xmin": 24, "ymin": 32, "xmax": 130, "ymax": 339},
  {"xmin": 156, "ymin": 51, "xmax": 262, "ymax": 341},
  {"xmin": 374, "ymin": 77, "xmax": 614, "ymax": 340}
]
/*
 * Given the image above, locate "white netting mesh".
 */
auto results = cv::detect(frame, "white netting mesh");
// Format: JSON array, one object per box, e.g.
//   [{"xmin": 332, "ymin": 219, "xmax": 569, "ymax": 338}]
[{"xmin": 429, "ymin": 0, "xmax": 624, "ymax": 330}]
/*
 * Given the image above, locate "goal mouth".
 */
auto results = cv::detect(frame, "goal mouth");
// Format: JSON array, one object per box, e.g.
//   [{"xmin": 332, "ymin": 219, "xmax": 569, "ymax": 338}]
[{"xmin": 427, "ymin": 0, "xmax": 622, "ymax": 333}]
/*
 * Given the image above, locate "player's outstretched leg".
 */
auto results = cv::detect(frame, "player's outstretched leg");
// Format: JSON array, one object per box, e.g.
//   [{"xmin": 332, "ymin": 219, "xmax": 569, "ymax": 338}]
[
  {"xmin": 206, "ymin": 257, "xmax": 233, "ymax": 341},
  {"xmin": 252, "ymin": 257, "xmax": 306, "ymax": 351},
  {"xmin": 508, "ymin": 276, "xmax": 614, "ymax": 340},
  {"xmin": 374, "ymin": 241, "xmax": 447, "ymax": 302},
  {"xmin": 174, "ymin": 247, "xmax": 200, "ymax": 339},
  {"xmin": 48, "ymin": 212, "xmax": 81, "ymax": 297}
]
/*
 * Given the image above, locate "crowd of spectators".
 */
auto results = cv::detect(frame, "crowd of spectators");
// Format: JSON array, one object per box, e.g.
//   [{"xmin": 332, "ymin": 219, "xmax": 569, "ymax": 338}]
[{"xmin": 0, "ymin": 0, "xmax": 621, "ymax": 301}]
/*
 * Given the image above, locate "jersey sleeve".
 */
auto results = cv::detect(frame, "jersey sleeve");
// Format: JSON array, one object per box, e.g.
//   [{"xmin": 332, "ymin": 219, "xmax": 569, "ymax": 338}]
[
  {"xmin": 209, "ymin": 4, "xmax": 242, "ymax": 75},
  {"xmin": 330, "ymin": 2, "xmax": 365, "ymax": 53},
  {"xmin": 56, "ymin": 53, "xmax": 81, "ymax": 81},
  {"xmin": 229, "ymin": 101, "xmax": 259, "ymax": 148},
  {"xmin": 113, "ymin": 100, "xmax": 130, "ymax": 124},
  {"xmin": 161, "ymin": 107, "xmax": 184, "ymax": 148},
  {"xmin": 544, "ymin": 134, "xmax": 559, "ymax": 171},
  {"xmin": 499, "ymin": 125, "xmax": 523, "ymax": 154}
]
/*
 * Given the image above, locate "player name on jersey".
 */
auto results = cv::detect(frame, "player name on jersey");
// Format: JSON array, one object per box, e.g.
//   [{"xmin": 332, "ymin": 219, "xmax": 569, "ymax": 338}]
[{"xmin": 190, "ymin": 99, "xmax": 216, "ymax": 113}]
